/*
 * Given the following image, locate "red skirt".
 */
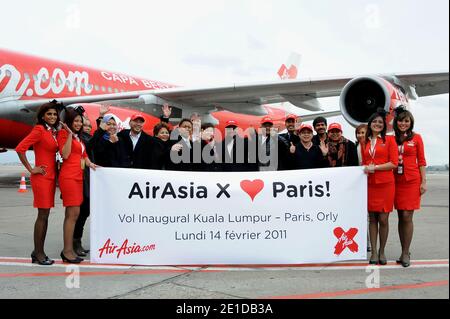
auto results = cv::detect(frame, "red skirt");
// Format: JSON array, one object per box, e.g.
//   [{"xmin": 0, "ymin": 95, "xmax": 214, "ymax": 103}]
[
  {"xmin": 368, "ymin": 181, "xmax": 395, "ymax": 213},
  {"xmin": 30, "ymin": 174, "xmax": 56, "ymax": 209},
  {"xmin": 59, "ymin": 177, "xmax": 83, "ymax": 207},
  {"xmin": 395, "ymin": 177, "xmax": 422, "ymax": 210}
]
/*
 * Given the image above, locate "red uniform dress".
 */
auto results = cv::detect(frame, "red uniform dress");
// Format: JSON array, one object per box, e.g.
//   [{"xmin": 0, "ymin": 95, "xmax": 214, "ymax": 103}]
[
  {"xmin": 57, "ymin": 130, "xmax": 87, "ymax": 207},
  {"xmin": 363, "ymin": 135, "xmax": 399, "ymax": 213},
  {"xmin": 394, "ymin": 134, "xmax": 426, "ymax": 210},
  {"xmin": 15, "ymin": 125, "xmax": 58, "ymax": 209}
]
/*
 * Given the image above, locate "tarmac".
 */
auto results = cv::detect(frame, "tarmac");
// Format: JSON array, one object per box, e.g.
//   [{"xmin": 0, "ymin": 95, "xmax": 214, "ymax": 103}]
[{"xmin": 0, "ymin": 165, "xmax": 448, "ymax": 300}]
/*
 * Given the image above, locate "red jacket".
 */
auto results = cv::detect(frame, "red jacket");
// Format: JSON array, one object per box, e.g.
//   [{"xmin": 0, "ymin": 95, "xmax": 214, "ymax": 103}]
[
  {"xmin": 57, "ymin": 130, "xmax": 87, "ymax": 181},
  {"xmin": 15, "ymin": 125, "xmax": 58, "ymax": 180},
  {"xmin": 363, "ymin": 135, "xmax": 398, "ymax": 184},
  {"xmin": 395, "ymin": 133, "xmax": 426, "ymax": 182}
]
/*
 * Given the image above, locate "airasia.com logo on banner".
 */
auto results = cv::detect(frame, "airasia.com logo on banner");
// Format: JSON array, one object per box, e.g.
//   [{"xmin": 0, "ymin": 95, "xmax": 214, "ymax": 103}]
[{"xmin": 98, "ymin": 238, "xmax": 156, "ymax": 259}]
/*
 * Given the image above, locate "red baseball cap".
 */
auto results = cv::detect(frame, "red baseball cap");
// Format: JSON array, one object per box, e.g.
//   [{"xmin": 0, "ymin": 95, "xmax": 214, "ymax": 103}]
[
  {"xmin": 131, "ymin": 113, "xmax": 145, "ymax": 122},
  {"xmin": 225, "ymin": 120, "xmax": 238, "ymax": 128},
  {"xmin": 285, "ymin": 114, "xmax": 297, "ymax": 121},
  {"xmin": 328, "ymin": 123, "xmax": 342, "ymax": 132},
  {"xmin": 298, "ymin": 124, "xmax": 313, "ymax": 132},
  {"xmin": 261, "ymin": 116, "xmax": 274, "ymax": 125}
]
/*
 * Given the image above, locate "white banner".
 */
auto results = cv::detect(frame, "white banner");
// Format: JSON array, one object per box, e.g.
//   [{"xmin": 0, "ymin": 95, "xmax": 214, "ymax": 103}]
[{"xmin": 90, "ymin": 167, "xmax": 367, "ymax": 265}]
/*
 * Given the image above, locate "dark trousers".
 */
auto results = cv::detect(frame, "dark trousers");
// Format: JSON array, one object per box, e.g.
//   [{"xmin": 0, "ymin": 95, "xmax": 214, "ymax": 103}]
[{"xmin": 74, "ymin": 198, "xmax": 90, "ymax": 239}]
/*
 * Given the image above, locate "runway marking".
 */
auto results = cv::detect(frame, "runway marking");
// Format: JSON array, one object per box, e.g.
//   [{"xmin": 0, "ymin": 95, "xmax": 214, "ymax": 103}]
[
  {"xmin": 0, "ymin": 257, "xmax": 447, "ymax": 273},
  {"xmin": 264, "ymin": 280, "xmax": 449, "ymax": 299},
  {"xmin": 0, "ymin": 269, "xmax": 194, "ymax": 278}
]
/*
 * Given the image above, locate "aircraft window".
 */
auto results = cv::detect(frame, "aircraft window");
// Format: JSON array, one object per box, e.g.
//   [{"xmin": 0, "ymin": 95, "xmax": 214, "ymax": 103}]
[
  {"xmin": 101, "ymin": 86, "xmax": 106, "ymax": 92},
  {"xmin": 87, "ymin": 84, "xmax": 93, "ymax": 90},
  {"xmin": 5, "ymin": 70, "xmax": 11, "ymax": 77},
  {"xmin": 120, "ymin": 89, "xmax": 125, "ymax": 93},
  {"xmin": 94, "ymin": 85, "xmax": 99, "ymax": 91},
  {"xmin": 108, "ymin": 87, "xmax": 112, "ymax": 93},
  {"xmin": 114, "ymin": 88, "xmax": 119, "ymax": 93}
]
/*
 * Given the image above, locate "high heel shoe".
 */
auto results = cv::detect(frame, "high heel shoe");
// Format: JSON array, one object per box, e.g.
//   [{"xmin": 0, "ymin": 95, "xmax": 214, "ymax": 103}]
[
  {"xmin": 378, "ymin": 249, "xmax": 387, "ymax": 265},
  {"xmin": 60, "ymin": 251, "xmax": 83, "ymax": 264},
  {"xmin": 399, "ymin": 253, "xmax": 411, "ymax": 268},
  {"xmin": 31, "ymin": 252, "xmax": 54, "ymax": 266},
  {"xmin": 396, "ymin": 252, "xmax": 411, "ymax": 264},
  {"xmin": 369, "ymin": 253, "xmax": 378, "ymax": 265}
]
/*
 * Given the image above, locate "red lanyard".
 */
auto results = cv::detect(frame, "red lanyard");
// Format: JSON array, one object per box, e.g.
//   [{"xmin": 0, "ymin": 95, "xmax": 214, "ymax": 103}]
[{"xmin": 368, "ymin": 137, "xmax": 377, "ymax": 161}]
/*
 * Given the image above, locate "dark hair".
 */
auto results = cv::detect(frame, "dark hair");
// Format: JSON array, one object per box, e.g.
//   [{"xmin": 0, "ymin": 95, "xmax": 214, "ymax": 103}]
[
  {"xmin": 153, "ymin": 122, "xmax": 170, "ymax": 137},
  {"xmin": 178, "ymin": 118, "xmax": 193, "ymax": 128},
  {"xmin": 355, "ymin": 124, "xmax": 368, "ymax": 139},
  {"xmin": 313, "ymin": 116, "xmax": 327, "ymax": 128},
  {"xmin": 393, "ymin": 107, "xmax": 415, "ymax": 144},
  {"xmin": 201, "ymin": 123, "xmax": 215, "ymax": 130},
  {"xmin": 36, "ymin": 101, "xmax": 61, "ymax": 129},
  {"xmin": 365, "ymin": 109, "xmax": 387, "ymax": 143},
  {"xmin": 63, "ymin": 108, "xmax": 84, "ymax": 134}
]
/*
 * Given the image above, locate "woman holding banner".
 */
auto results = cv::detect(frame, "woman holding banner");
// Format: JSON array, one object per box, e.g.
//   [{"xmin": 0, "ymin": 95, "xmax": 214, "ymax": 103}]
[
  {"xmin": 16, "ymin": 101, "xmax": 61, "ymax": 265},
  {"xmin": 393, "ymin": 107, "xmax": 427, "ymax": 267},
  {"xmin": 363, "ymin": 109, "xmax": 398, "ymax": 265},
  {"xmin": 58, "ymin": 108, "xmax": 97, "ymax": 263}
]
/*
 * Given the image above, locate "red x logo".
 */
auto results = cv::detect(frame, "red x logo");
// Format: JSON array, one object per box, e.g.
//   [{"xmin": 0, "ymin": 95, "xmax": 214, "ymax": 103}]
[{"xmin": 333, "ymin": 227, "xmax": 359, "ymax": 256}]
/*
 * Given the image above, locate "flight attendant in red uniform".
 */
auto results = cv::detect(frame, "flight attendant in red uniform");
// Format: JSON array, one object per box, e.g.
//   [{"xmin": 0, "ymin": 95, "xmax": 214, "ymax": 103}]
[
  {"xmin": 363, "ymin": 110, "xmax": 398, "ymax": 265},
  {"xmin": 58, "ymin": 108, "xmax": 97, "ymax": 263},
  {"xmin": 393, "ymin": 107, "xmax": 427, "ymax": 267},
  {"xmin": 15, "ymin": 101, "xmax": 61, "ymax": 265}
]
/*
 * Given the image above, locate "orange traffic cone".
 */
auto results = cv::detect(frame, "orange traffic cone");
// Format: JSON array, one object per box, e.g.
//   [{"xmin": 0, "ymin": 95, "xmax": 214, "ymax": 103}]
[{"xmin": 18, "ymin": 173, "xmax": 28, "ymax": 193}]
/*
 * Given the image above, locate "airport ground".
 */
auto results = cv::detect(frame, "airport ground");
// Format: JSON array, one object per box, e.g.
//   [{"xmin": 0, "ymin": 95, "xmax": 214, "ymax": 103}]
[{"xmin": 0, "ymin": 165, "xmax": 448, "ymax": 300}]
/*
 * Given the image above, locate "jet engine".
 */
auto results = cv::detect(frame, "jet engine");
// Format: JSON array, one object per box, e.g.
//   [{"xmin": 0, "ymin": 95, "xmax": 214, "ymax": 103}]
[{"xmin": 339, "ymin": 76, "xmax": 409, "ymax": 130}]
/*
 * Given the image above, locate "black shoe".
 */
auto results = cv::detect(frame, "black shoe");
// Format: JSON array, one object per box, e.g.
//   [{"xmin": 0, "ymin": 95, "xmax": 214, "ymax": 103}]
[
  {"xmin": 73, "ymin": 239, "xmax": 87, "ymax": 257},
  {"xmin": 73, "ymin": 238, "xmax": 89, "ymax": 256},
  {"xmin": 369, "ymin": 253, "xmax": 378, "ymax": 265},
  {"xmin": 378, "ymin": 250, "xmax": 387, "ymax": 265},
  {"xmin": 396, "ymin": 252, "xmax": 411, "ymax": 264},
  {"xmin": 31, "ymin": 252, "xmax": 54, "ymax": 266},
  {"xmin": 60, "ymin": 251, "xmax": 83, "ymax": 264}
]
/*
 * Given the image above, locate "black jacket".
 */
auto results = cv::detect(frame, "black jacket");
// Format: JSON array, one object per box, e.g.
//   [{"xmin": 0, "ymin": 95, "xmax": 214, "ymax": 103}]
[
  {"xmin": 252, "ymin": 134, "xmax": 288, "ymax": 171},
  {"xmin": 221, "ymin": 136, "xmax": 251, "ymax": 172},
  {"xmin": 293, "ymin": 142, "xmax": 329, "ymax": 170},
  {"xmin": 117, "ymin": 129, "xmax": 153, "ymax": 169},
  {"xmin": 327, "ymin": 139, "xmax": 359, "ymax": 167},
  {"xmin": 166, "ymin": 137, "xmax": 199, "ymax": 171},
  {"xmin": 278, "ymin": 132, "xmax": 300, "ymax": 170},
  {"xmin": 88, "ymin": 127, "xmax": 121, "ymax": 168},
  {"xmin": 200, "ymin": 140, "xmax": 222, "ymax": 172},
  {"xmin": 150, "ymin": 137, "xmax": 170, "ymax": 170}
]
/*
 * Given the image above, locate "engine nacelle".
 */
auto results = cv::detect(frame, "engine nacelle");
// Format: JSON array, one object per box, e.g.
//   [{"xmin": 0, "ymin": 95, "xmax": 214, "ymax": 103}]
[{"xmin": 339, "ymin": 76, "xmax": 409, "ymax": 131}]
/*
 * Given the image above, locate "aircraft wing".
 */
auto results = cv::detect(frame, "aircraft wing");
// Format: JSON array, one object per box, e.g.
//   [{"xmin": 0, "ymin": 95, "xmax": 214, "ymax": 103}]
[{"xmin": 20, "ymin": 71, "xmax": 449, "ymax": 112}]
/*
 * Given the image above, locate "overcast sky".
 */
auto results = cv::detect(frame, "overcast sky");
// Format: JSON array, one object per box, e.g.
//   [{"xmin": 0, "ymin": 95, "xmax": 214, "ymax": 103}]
[{"xmin": 1, "ymin": 0, "xmax": 448, "ymax": 164}]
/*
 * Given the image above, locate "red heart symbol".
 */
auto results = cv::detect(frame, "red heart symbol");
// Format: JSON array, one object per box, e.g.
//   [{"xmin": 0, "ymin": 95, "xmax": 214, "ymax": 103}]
[{"xmin": 240, "ymin": 179, "xmax": 264, "ymax": 201}]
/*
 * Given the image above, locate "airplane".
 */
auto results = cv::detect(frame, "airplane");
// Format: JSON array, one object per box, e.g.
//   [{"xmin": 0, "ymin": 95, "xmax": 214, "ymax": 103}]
[{"xmin": 0, "ymin": 48, "xmax": 448, "ymax": 151}]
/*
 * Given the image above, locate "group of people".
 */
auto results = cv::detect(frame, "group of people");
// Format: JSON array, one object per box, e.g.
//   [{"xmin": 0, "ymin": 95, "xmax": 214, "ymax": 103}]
[{"xmin": 16, "ymin": 101, "xmax": 426, "ymax": 268}]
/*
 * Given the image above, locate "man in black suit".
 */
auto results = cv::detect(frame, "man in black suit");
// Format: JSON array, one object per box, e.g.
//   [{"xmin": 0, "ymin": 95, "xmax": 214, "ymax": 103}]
[
  {"xmin": 279, "ymin": 114, "xmax": 301, "ymax": 170},
  {"xmin": 167, "ymin": 118, "xmax": 199, "ymax": 171},
  {"xmin": 256, "ymin": 116, "xmax": 287, "ymax": 171},
  {"xmin": 221, "ymin": 120, "xmax": 250, "ymax": 172},
  {"xmin": 117, "ymin": 113, "xmax": 154, "ymax": 169},
  {"xmin": 199, "ymin": 123, "xmax": 221, "ymax": 171}
]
